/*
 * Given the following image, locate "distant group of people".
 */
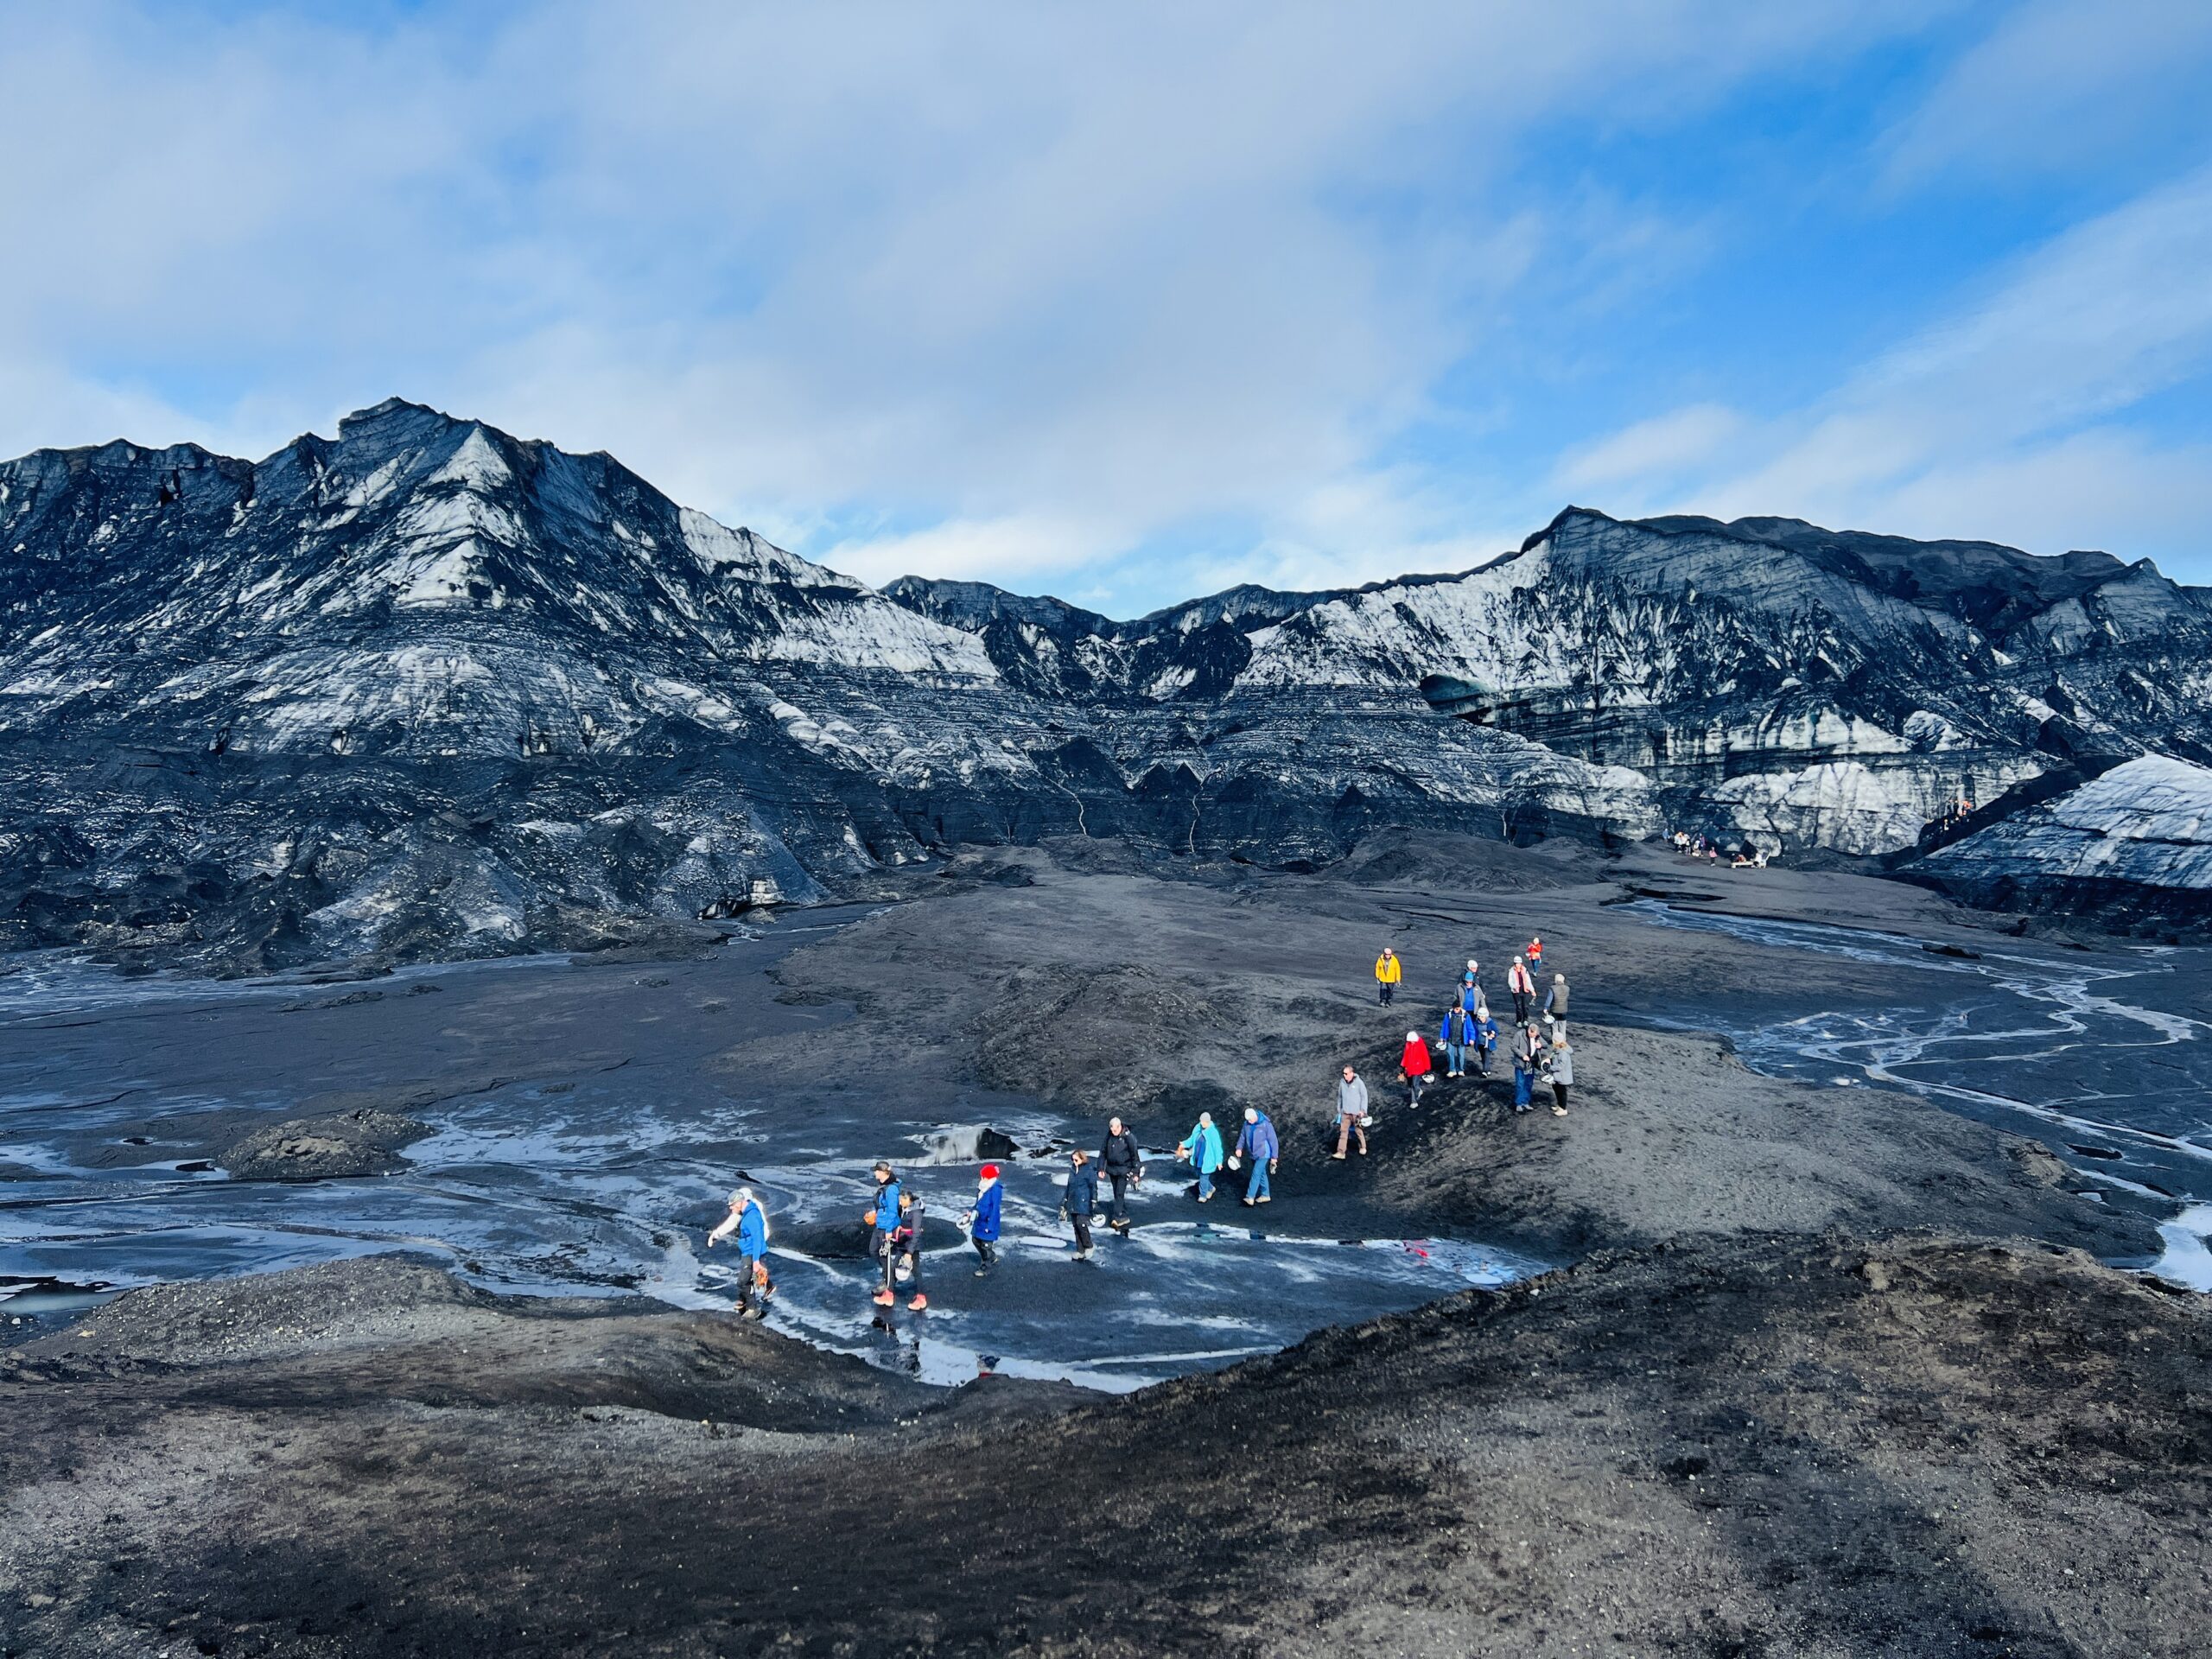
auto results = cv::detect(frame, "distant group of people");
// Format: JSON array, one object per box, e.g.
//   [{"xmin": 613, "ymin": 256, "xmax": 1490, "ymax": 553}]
[
  {"xmin": 1929, "ymin": 797, "xmax": 1977, "ymax": 835},
  {"xmin": 1671, "ymin": 830, "xmax": 1770, "ymax": 868},
  {"xmin": 1374, "ymin": 940, "xmax": 1574, "ymax": 1125}
]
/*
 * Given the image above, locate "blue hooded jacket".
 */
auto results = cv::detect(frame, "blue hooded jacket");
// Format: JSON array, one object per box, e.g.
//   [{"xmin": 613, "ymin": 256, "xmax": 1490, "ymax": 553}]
[
  {"xmin": 869, "ymin": 1177, "xmax": 903, "ymax": 1234},
  {"xmin": 971, "ymin": 1180, "xmax": 1003, "ymax": 1242},
  {"xmin": 1438, "ymin": 1007, "xmax": 1477, "ymax": 1047},
  {"xmin": 736, "ymin": 1201, "xmax": 767, "ymax": 1258},
  {"xmin": 1236, "ymin": 1114, "xmax": 1280, "ymax": 1162}
]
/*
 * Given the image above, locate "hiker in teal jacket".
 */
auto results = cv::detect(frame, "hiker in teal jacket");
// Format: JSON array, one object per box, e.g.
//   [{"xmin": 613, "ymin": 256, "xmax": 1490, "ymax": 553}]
[{"xmin": 1177, "ymin": 1112, "xmax": 1225, "ymax": 1203}]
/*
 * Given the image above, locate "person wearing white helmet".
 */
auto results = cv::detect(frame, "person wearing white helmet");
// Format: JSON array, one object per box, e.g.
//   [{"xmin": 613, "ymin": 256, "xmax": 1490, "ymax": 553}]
[
  {"xmin": 1398, "ymin": 1028, "xmax": 1435, "ymax": 1110},
  {"xmin": 704, "ymin": 1186, "xmax": 772, "ymax": 1319}
]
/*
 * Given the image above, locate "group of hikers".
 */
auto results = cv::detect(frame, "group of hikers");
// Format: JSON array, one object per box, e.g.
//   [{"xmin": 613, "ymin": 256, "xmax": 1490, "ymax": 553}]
[
  {"xmin": 1372, "ymin": 939, "xmax": 1575, "ymax": 1135},
  {"xmin": 700, "ymin": 1104, "xmax": 1289, "ymax": 1319},
  {"xmin": 704, "ymin": 931, "xmax": 1580, "ymax": 1316},
  {"xmin": 1670, "ymin": 830, "xmax": 1770, "ymax": 868}
]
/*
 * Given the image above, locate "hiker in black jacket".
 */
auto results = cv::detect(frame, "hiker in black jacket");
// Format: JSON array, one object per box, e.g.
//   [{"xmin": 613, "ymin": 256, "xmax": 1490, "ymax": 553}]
[{"xmin": 1099, "ymin": 1117, "xmax": 1143, "ymax": 1236}]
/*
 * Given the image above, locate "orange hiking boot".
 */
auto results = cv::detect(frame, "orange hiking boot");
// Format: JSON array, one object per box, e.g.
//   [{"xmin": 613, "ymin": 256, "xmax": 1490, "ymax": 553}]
[
  {"xmin": 907, "ymin": 1293, "xmax": 928, "ymax": 1312},
  {"xmin": 871, "ymin": 1288, "xmax": 894, "ymax": 1306}
]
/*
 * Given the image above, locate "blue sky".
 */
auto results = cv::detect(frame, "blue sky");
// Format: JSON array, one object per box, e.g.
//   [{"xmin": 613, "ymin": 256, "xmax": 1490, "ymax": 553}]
[{"xmin": 4, "ymin": 1, "xmax": 2210, "ymax": 614}]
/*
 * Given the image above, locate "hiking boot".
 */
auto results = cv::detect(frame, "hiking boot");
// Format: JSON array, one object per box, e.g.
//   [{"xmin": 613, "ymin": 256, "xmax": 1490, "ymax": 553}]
[
  {"xmin": 1552, "ymin": 1106, "xmax": 1567, "ymax": 1116},
  {"xmin": 872, "ymin": 1288, "xmax": 894, "ymax": 1306},
  {"xmin": 908, "ymin": 1294, "xmax": 928, "ymax": 1311},
  {"xmin": 1332, "ymin": 1151, "xmax": 1346, "ymax": 1160}
]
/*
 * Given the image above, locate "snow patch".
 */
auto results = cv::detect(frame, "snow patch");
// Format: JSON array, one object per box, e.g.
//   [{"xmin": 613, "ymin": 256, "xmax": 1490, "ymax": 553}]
[{"xmin": 426, "ymin": 428, "xmax": 513, "ymax": 492}]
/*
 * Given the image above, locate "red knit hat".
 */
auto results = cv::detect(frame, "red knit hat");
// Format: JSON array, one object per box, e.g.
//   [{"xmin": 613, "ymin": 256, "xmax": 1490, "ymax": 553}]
[{"xmin": 979, "ymin": 1163, "xmax": 1001, "ymax": 1180}]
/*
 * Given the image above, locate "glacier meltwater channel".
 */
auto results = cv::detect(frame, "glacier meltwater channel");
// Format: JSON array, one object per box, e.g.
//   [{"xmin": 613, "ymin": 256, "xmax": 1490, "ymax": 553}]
[{"xmin": 1623, "ymin": 901, "xmax": 2212, "ymax": 1291}]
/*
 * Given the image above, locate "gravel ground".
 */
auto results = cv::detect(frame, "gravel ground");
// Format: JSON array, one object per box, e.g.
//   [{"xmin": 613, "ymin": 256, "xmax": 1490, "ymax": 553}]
[{"xmin": 3, "ymin": 839, "xmax": 2200, "ymax": 1656}]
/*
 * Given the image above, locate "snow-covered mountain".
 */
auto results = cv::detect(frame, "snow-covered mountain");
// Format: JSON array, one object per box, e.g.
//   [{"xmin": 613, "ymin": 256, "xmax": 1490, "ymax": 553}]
[{"xmin": 3, "ymin": 399, "xmax": 2208, "ymax": 966}]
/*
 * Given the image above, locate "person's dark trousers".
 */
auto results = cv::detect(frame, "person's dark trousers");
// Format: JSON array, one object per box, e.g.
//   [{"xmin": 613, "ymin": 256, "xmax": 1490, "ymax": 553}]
[
  {"xmin": 1071, "ymin": 1215, "xmax": 1093, "ymax": 1254},
  {"xmin": 875, "ymin": 1230, "xmax": 899, "ymax": 1294},
  {"xmin": 736, "ymin": 1253, "xmax": 764, "ymax": 1313},
  {"xmin": 1108, "ymin": 1173, "xmax": 1131, "ymax": 1228},
  {"xmin": 1378, "ymin": 983, "xmax": 1393, "ymax": 1005},
  {"xmin": 1512, "ymin": 992, "xmax": 1530, "ymax": 1024},
  {"xmin": 972, "ymin": 1238, "xmax": 995, "ymax": 1268},
  {"xmin": 1477, "ymin": 1045, "xmax": 1491, "ymax": 1077},
  {"xmin": 1553, "ymin": 1083, "xmax": 1569, "ymax": 1111}
]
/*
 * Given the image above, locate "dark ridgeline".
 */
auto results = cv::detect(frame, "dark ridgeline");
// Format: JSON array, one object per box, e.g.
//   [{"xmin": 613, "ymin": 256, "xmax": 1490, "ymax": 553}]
[{"xmin": 3, "ymin": 399, "xmax": 2208, "ymax": 969}]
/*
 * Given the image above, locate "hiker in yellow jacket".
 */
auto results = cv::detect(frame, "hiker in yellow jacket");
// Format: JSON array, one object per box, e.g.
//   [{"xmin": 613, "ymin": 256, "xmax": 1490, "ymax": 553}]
[{"xmin": 1375, "ymin": 946, "xmax": 1402, "ymax": 1007}]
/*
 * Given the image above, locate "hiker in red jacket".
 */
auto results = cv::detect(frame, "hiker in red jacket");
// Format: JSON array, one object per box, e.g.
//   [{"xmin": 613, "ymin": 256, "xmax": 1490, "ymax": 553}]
[{"xmin": 1399, "ymin": 1029, "xmax": 1435, "ymax": 1110}]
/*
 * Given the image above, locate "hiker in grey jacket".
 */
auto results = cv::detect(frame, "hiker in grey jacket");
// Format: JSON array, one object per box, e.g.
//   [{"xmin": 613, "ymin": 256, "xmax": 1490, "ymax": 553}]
[
  {"xmin": 1542, "ymin": 973, "xmax": 1569, "ymax": 1021},
  {"xmin": 1546, "ymin": 1033, "xmax": 1574, "ymax": 1116},
  {"xmin": 1333, "ymin": 1064, "xmax": 1370, "ymax": 1160}
]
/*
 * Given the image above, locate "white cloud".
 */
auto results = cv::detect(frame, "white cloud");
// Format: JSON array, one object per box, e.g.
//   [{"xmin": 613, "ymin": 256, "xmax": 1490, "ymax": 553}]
[
  {"xmin": 1554, "ymin": 404, "xmax": 1743, "ymax": 494},
  {"xmin": 1883, "ymin": 0, "xmax": 2212, "ymax": 183},
  {"xmin": 0, "ymin": 0, "xmax": 1942, "ymax": 611},
  {"xmin": 1867, "ymin": 428, "xmax": 2212, "ymax": 563},
  {"xmin": 1681, "ymin": 160, "xmax": 2212, "ymax": 551},
  {"xmin": 822, "ymin": 514, "xmax": 1118, "ymax": 591}
]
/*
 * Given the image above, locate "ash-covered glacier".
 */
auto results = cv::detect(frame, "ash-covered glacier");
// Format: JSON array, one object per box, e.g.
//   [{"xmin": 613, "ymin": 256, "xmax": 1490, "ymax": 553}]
[{"xmin": 3, "ymin": 398, "xmax": 2209, "ymax": 967}]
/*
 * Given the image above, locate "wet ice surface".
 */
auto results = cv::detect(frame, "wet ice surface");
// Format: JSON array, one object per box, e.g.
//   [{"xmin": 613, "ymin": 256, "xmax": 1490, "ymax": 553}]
[
  {"xmin": 1624, "ymin": 902, "xmax": 2212, "ymax": 1290},
  {"xmin": 0, "ymin": 924, "xmax": 1539, "ymax": 1387}
]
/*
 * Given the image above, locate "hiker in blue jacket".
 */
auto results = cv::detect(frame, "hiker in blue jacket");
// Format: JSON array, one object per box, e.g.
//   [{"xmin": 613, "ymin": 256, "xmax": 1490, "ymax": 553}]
[
  {"xmin": 704, "ymin": 1186, "xmax": 773, "ymax": 1319},
  {"xmin": 1472, "ymin": 1001, "xmax": 1499, "ymax": 1077},
  {"xmin": 1059, "ymin": 1149, "xmax": 1099, "ymax": 1261},
  {"xmin": 866, "ymin": 1160, "xmax": 905, "ymax": 1306},
  {"xmin": 1176, "ymin": 1111, "xmax": 1225, "ymax": 1203},
  {"xmin": 1231, "ymin": 1106, "xmax": 1279, "ymax": 1206},
  {"xmin": 1438, "ymin": 1001, "xmax": 1478, "ymax": 1078},
  {"xmin": 967, "ymin": 1163, "xmax": 1004, "ymax": 1274}
]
